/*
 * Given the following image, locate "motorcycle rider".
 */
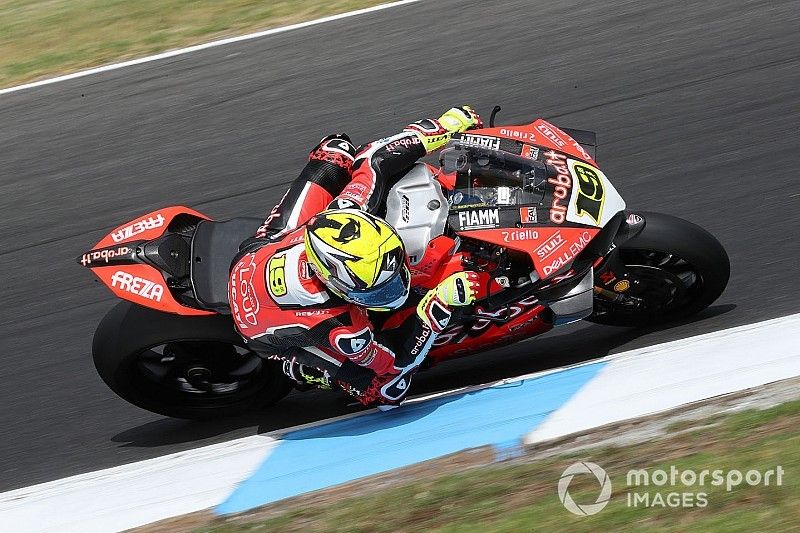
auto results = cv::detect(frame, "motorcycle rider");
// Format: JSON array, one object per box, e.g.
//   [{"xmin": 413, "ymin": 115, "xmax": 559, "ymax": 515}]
[{"xmin": 229, "ymin": 106, "xmax": 484, "ymax": 406}]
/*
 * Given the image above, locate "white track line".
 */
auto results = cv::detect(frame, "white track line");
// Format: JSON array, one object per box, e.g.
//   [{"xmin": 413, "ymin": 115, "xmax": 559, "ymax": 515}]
[
  {"xmin": 525, "ymin": 312, "xmax": 800, "ymax": 444},
  {"xmin": 0, "ymin": 0, "xmax": 422, "ymax": 97},
  {"xmin": 0, "ymin": 435, "xmax": 279, "ymax": 533}
]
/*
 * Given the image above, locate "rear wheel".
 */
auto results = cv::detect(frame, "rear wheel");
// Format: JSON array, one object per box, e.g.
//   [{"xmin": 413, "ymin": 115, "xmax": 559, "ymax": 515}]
[
  {"xmin": 587, "ymin": 212, "xmax": 730, "ymax": 327},
  {"xmin": 93, "ymin": 301, "xmax": 293, "ymax": 419}
]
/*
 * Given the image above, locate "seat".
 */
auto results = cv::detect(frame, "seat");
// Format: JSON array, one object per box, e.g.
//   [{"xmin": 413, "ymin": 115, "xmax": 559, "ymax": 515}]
[{"xmin": 190, "ymin": 217, "xmax": 263, "ymax": 312}]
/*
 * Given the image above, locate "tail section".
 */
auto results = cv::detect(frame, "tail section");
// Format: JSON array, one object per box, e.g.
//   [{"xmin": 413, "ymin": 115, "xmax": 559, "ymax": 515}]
[{"xmin": 77, "ymin": 206, "xmax": 214, "ymax": 315}]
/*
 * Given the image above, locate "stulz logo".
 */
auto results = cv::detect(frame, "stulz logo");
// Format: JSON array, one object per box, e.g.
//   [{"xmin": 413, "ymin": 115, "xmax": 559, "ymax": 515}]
[
  {"xmin": 110, "ymin": 271, "xmax": 164, "ymax": 302},
  {"xmin": 545, "ymin": 150, "xmax": 571, "ymax": 224},
  {"xmin": 536, "ymin": 123, "xmax": 566, "ymax": 148},
  {"xmin": 111, "ymin": 214, "xmax": 165, "ymax": 243},
  {"xmin": 80, "ymin": 246, "xmax": 130, "ymax": 266},
  {"xmin": 458, "ymin": 209, "xmax": 499, "ymax": 229},
  {"xmin": 535, "ymin": 231, "xmax": 566, "ymax": 260},
  {"xmin": 460, "ymin": 134, "xmax": 501, "ymax": 150},
  {"xmin": 543, "ymin": 230, "xmax": 593, "ymax": 276}
]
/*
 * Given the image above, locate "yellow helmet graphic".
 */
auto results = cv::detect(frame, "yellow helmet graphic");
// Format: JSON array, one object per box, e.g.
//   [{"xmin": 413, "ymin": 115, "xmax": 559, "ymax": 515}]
[{"xmin": 304, "ymin": 209, "xmax": 410, "ymax": 310}]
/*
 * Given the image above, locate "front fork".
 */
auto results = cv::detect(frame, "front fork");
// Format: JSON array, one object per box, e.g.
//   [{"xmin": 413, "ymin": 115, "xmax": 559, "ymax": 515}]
[{"xmin": 591, "ymin": 212, "xmax": 647, "ymax": 307}]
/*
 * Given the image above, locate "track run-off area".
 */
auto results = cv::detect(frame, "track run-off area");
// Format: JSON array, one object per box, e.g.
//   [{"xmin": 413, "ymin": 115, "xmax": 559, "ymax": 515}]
[
  {"xmin": 3, "ymin": 314, "xmax": 800, "ymax": 531},
  {"xmin": 0, "ymin": 0, "xmax": 799, "ymax": 528}
]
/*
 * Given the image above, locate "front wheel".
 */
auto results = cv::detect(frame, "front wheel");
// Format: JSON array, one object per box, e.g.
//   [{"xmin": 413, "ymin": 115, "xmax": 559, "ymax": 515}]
[
  {"xmin": 587, "ymin": 211, "xmax": 730, "ymax": 327},
  {"xmin": 93, "ymin": 301, "xmax": 293, "ymax": 419}
]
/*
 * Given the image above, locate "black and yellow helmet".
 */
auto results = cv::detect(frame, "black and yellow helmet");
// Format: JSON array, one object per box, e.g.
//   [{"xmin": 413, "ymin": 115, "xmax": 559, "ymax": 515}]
[{"xmin": 304, "ymin": 209, "xmax": 410, "ymax": 310}]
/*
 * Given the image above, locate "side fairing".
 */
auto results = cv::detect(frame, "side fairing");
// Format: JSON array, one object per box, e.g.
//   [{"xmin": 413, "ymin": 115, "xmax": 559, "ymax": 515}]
[{"xmin": 384, "ymin": 163, "xmax": 449, "ymax": 266}]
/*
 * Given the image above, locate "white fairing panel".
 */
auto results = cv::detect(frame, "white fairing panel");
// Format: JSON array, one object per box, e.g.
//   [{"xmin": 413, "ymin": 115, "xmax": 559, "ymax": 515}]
[
  {"xmin": 384, "ymin": 164, "xmax": 448, "ymax": 265},
  {"xmin": 565, "ymin": 159, "xmax": 626, "ymax": 227}
]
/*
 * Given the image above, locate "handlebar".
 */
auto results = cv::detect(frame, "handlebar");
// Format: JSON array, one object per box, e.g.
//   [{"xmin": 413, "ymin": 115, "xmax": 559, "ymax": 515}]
[{"xmin": 488, "ymin": 105, "xmax": 502, "ymax": 128}]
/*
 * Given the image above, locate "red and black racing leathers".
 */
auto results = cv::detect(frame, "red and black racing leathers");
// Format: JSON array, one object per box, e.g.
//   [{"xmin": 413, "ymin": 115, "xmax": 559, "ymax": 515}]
[{"xmin": 229, "ymin": 129, "xmax": 435, "ymax": 405}]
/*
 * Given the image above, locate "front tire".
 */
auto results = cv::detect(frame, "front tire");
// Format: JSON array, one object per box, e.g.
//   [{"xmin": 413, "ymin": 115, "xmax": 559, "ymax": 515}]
[
  {"xmin": 587, "ymin": 211, "xmax": 730, "ymax": 327},
  {"xmin": 93, "ymin": 301, "xmax": 293, "ymax": 419}
]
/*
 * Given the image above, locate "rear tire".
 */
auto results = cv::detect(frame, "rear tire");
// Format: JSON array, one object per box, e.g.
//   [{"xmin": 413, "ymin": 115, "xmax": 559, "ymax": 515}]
[
  {"xmin": 587, "ymin": 211, "xmax": 730, "ymax": 327},
  {"xmin": 93, "ymin": 301, "xmax": 293, "ymax": 419}
]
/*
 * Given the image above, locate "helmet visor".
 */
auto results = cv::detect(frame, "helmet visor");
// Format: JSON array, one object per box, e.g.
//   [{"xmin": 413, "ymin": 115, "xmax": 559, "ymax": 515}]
[{"xmin": 328, "ymin": 264, "xmax": 410, "ymax": 310}]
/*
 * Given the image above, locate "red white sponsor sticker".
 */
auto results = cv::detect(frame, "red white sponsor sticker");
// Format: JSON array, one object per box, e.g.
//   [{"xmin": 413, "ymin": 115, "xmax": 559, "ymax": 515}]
[
  {"xmin": 545, "ymin": 150, "xmax": 571, "ymax": 224},
  {"xmin": 627, "ymin": 213, "xmax": 643, "ymax": 225},
  {"xmin": 298, "ymin": 258, "xmax": 313, "ymax": 281},
  {"xmin": 229, "ymin": 254, "xmax": 260, "ymax": 329},
  {"xmin": 534, "ymin": 231, "xmax": 566, "ymax": 260},
  {"xmin": 522, "ymin": 144, "xmax": 540, "ymax": 159},
  {"xmin": 570, "ymin": 138, "xmax": 592, "ymax": 161},
  {"xmin": 500, "ymin": 228, "xmax": 540, "ymax": 242},
  {"xmin": 111, "ymin": 214, "xmax": 165, "ymax": 243},
  {"xmin": 110, "ymin": 270, "xmax": 164, "ymax": 302},
  {"xmin": 542, "ymin": 230, "xmax": 594, "ymax": 276},
  {"xmin": 500, "ymin": 128, "xmax": 536, "ymax": 143},
  {"xmin": 519, "ymin": 207, "xmax": 538, "ymax": 224},
  {"xmin": 536, "ymin": 123, "xmax": 566, "ymax": 148},
  {"xmin": 80, "ymin": 245, "xmax": 130, "ymax": 266}
]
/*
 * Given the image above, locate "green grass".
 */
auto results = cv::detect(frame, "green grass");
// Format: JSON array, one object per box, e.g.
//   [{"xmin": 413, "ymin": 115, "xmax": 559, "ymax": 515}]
[
  {"xmin": 0, "ymin": 0, "xmax": 387, "ymax": 87},
  {"xmin": 199, "ymin": 399, "xmax": 800, "ymax": 532}
]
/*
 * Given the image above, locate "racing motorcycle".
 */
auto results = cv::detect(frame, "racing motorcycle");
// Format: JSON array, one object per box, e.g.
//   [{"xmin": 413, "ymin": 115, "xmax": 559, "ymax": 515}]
[{"xmin": 79, "ymin": 110, "xmax": 730, "ymax": 419}]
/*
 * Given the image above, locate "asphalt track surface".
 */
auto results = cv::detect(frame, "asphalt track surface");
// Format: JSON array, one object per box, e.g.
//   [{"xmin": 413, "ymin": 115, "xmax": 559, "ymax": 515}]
[{"xmin": 0, "ymin": 0, "xmax": 798, "ymax": 492}]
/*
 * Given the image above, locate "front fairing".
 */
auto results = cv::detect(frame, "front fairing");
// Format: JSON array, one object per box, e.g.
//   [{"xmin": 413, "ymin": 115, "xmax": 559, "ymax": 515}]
[{"xmin": 440, "ymin": 120, "xmax": 626, "ymax": 279}]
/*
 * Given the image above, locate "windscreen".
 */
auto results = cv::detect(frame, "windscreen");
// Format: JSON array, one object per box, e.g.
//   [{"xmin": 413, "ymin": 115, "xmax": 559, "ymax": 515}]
[{"xmin": 439, "ymin": 142, "xmax": 548, "ymax": 208}]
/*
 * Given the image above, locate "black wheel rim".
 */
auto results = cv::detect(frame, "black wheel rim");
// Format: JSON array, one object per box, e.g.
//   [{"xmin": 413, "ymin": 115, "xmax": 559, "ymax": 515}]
[
  {"xmin": 131, "ymin": 340, "xmax": 271, "ymax": 408},
  {"xmin": 604, "ymin": 248, "xmax": 705, "ymax": 319}
]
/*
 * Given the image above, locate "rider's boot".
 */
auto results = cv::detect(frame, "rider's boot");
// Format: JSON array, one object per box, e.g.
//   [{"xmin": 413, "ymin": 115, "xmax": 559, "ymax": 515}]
[{"xmin": 281, "ymin": 358, "xmax": 333, "ymax": 391}]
